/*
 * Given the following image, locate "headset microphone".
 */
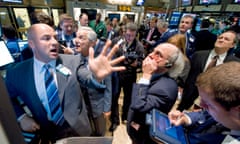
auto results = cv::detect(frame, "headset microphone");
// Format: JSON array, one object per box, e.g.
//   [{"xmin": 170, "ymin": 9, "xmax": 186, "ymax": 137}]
[{"xmin": 165, "ymin": 62, "xmax": 172, "ymax": 68}]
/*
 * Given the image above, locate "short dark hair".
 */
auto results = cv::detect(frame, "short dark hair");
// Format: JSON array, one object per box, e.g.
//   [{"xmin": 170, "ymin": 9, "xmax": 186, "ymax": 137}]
[
  {"xmin": 2, "ymin": 25, "xmax": 17, "ymax": 39},
  {"xmin": 126, "ymin": 22, "xmax": 138, "ymax": 32},
  {"xmin": 201, "ymin": 19, "xmax": 210, "ymax": 28},
  {"xmin": 196, "ymin": 61, "xmax": 240, "ymax": 111},
  {"xmin": 79, "ymin": 13, "xmax": 88, "ymax": 19},
  {"xmin": 31, "ymin": 11, "xmax": 54, "ymax": 27}
]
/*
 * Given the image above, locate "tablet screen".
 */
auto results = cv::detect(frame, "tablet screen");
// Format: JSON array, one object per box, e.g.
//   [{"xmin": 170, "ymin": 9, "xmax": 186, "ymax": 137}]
[
  {"xmin": 0, "ymin": 41, "xmax": 14, "ymax": 67},
  {"xmin": 150, "ymin": 109, "xmax": 188, "ymax": 144}
]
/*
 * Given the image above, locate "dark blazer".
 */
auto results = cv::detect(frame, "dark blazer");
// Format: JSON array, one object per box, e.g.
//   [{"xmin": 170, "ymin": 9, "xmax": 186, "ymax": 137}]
[
  {"xmin": 5, "ymin": 54, "xmax": 105, "ymax": 140},
  {"xmin": 142, "ymin": 27, "xmax": 161, "ymax": 54},
  {"xmin": 79, "ymin": 54, "xmax": 112, "ymax": 118},
  {"xmin": 127, "ymin": 74, "xmax": 178, "ymax": 144},
  {"xmin": 194, "ymin": 30, "xmax": 217, "ymax": 51},
  {"xmin": 178, "ymin": 50, "xmax": 240, "ymax": 111},
  {"xmin": 154, "ymin": 29, "xmax": 195, "ymax": 59},
  {"xmin": 185, "ymin": 111, "xmax": 234, "ymax": 144},
  {"xmin": 143, "ymin": 27, "xmax": 161, "ymax": 42}
]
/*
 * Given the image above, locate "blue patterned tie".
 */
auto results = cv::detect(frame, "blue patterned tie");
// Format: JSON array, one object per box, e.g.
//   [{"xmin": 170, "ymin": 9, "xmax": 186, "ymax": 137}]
[{"xmin": 44, "ymin": 64, "xmax": 64, "ymax": 125}]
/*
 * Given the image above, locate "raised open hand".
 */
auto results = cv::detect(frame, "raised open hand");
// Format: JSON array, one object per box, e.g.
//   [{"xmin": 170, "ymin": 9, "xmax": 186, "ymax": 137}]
[{"xmin": 88, "ymin": 40, "xmax": 125, "ymax": 81}]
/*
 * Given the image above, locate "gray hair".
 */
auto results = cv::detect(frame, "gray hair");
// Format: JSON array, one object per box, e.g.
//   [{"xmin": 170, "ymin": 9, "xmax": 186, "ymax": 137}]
[
  {"xmin": 78, "ymin": 26, "xmax": 97, "ymax": 42},
  {"xmin": 126, "ymin": 22, "xmax": 138, "ymax": 32},
  {"xmin": 157, "ymin": 21, "xmax": 169, "ymax": 29},
  {"xmin": 167, "ymin": 45, "xmax": 185, "ymax": 80}
]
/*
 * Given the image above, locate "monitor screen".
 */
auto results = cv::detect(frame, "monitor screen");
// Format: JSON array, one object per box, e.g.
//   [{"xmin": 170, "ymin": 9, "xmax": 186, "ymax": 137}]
[
  {"xmin": 81, "ymin": 9, "xmax": 97, "ymax": 21},
  {"xmin": 148, "ymin": 109, "xmax": 188, "ymax": 144},
  {"xmin": 1, "ymin": 0, "xmax": 23, "ymax": 3},
  {"xmin": 0, "ymin": 41, "xmax": 14, "ymax": 67},
  {"xmin": 108, "ymin": 13, "xmax": 120, "ymax": 22},
  {"xmin": 199, "ymin": 0, "xmax": 220, "ymax": 5},
  {"xmin": 181, "ymin": 0, "xmax": 192, "ymax": 6},
  {"xmin": 233, "ymin": 0, "xmax": 240, "ymax": 3},
  {"xmin": 136, "ymin": 0, "xmax": 145, "ymax": 6},
  {"xmin": 195, "ymin": 17, "xmax": 202, "ymax": 32},
  {"xmin": 18, "ymin": 41, "xmax": 28, "ymax": 52},
  {"xmin": 0, "ymin": 23, "xmax": 2, "ymax": 38},
  {"xmin": 169, "ymin": 12, "xmax": 182, "ymax": 28}
]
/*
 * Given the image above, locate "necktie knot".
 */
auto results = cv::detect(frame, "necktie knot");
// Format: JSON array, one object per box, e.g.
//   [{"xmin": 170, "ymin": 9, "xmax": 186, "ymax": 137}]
[
  {"xmin": 213, "ymin": 55, "xmax": 219, "ymax": 60},
  {"xmin": 44, "ymin": 64, "xmax": 52, "ymax": 73},
  {"xmin": 206, "ymin": 55, "xmax": 219, "ymax": 70}
]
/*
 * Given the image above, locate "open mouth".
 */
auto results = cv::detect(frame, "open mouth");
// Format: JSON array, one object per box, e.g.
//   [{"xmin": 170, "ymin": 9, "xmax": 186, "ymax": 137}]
[{"xmin": 50, "ymin": 48, "xmax": 58, "ymax": 52}]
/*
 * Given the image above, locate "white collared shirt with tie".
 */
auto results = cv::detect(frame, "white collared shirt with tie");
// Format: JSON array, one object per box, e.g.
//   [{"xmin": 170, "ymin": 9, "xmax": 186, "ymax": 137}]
[{"xmin": 204, "ymin": 50, "xmax": 227, "ymax": 72}]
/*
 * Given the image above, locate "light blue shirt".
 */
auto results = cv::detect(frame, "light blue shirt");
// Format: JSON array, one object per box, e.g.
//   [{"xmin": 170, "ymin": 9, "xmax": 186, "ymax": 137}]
[{"xmin": 34, "ymin": 57, "xmax": 57, "ymax": 120}]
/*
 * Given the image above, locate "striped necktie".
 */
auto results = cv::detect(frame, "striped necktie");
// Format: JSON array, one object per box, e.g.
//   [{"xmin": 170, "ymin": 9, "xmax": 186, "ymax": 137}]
[
  {"xmin": 44, "ymin": 64, "xmax": 64, "ymax": 125},
  {"xmin": 206, "ymin": 55, "xmax": 219, "ymax": 70}
]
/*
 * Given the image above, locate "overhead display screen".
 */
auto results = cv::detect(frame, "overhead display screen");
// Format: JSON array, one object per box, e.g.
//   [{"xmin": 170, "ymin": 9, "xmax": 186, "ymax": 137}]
[
  {"xmin": 181, "ymin": 0, "xmax": 192, "ymax": 6},
  {"xmin": 1, "ymin": 0, "xmax": 23, "ymax": 3},
  {"xmin": 199, "ymin": 0, "xmax": 220, "ymax": 4}
]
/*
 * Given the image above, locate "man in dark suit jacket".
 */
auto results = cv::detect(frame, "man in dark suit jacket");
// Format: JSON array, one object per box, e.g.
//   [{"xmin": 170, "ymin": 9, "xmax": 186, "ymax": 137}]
[
  {"xmin": 127, "ymin": 43, "xmax": 185, "ymax": 144},
  {"xmin": 194, "ymin": 19, "xmax": 217, "ymax": 52},
  {"xmin": 4, "ymin": 23, "xmax": 125, "ymax": 142},
  {"xmin": 169, "ymin": 62, "xmax": 240, "ymax": 143},
  {"xmin": 142, "ymin": 17, "xmax": 161, "ymax": 55},
  {"xmin": 178, "ymin": 30, "xmax": 240, "ymax": 111},
  {"xmin": 154, "ymin": 15, "xmax": 195, "ymax": 59}
]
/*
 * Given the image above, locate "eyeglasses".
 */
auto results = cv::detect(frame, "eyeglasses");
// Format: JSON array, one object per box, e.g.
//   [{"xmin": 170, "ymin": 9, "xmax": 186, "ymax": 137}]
[{"xmin": 150, "ymin": 49, "xmax": 168, "ymax": 60}]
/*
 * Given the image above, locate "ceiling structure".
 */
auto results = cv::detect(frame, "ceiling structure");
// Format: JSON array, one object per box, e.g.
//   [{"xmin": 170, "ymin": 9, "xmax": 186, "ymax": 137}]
[{"xmin": 144, "ymin": 0, "xmax": 175, "ymax": 9}]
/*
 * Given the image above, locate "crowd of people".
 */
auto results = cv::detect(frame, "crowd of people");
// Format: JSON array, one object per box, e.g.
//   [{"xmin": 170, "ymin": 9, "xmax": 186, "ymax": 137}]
[{"xmin": 0, "ymin": 10, "xmax": 240, "ymax": 144}]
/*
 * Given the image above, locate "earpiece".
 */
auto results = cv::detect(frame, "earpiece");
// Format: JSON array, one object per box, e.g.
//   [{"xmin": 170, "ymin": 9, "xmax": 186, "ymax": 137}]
[{"xmin": 165, "ymin": 62, "xmax": 172, "ymax": 68}]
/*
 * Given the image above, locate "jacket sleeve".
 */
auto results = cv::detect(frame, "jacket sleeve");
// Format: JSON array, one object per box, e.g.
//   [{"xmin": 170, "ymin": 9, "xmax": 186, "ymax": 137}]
[
  {"xmin": 103, "ymin": 75, "xmax": 112, "ymax": 112},
  {"xmin": 130, "ymin": 78, "xmax": 178, "ymax": 114},
  {"xmin": 5, "ymin": 69, "xmax": 25, "ymax": 118}
]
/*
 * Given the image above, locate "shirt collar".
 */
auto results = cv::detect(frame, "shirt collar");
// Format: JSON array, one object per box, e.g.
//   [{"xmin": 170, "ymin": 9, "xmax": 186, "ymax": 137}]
[
  {"xmin": 34, "ymin": 57, "xmax": 56, "ymax": 72},
  {"xmin": 210, "ymin": 50, "xmax": 227, "ymax": 60}
]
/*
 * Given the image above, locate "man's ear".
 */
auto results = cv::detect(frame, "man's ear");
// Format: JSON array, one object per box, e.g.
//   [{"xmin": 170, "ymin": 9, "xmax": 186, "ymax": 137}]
[
  {"xmin": 90, "ymin": 41, "xmax": 96, "ymax": 48},
  {"xmin": 28, "ymin": 40, "xmax": 34, "ymax": 51},
  {"xmin": 232, "ymin": 105, "xmax": 240, "ymax": 119}
]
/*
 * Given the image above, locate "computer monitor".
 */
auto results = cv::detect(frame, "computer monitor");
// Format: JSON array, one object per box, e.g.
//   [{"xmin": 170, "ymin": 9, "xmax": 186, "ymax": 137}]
[
  {"xmin": 108, "ymin": 13, "xmax": 120, "ymax": 21},
  {"xmin": 233, "ymin": 0, "xmax": 240, "ymax": 3},
  {"xmin": 1, "ymin": 0, "xmax": 23, "ymax": 4},
  {"xmin": 0, "ymin": 23, "xmax": 2, "ymax": 38},
  {"xmin": 18, "ymin": 40, "xmax": 28, "ymax": 52},
  {"xmin": 195, "ymin": 17, "xmax": 202, "ymax": 32},
  {"xmin": 181, "ymin": 0, "xmax": 192, "ymax": 6},
  {"xmin": 169, "ymin": 11, "xmax": 182, "ymax": 29},
  {"xmin": 199, "ymin": 0, "xmax": 220, "ymax": 5},
  {"xmin": 136, "ymin": 0, "xmax": 145, "ymax": 6},
  {"xmin": 0, "ymin": 40, "xmax": 14, "ymax": 67}
]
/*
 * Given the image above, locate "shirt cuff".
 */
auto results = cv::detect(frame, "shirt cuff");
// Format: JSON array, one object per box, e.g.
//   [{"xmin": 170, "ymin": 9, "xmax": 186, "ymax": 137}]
[
  {"xmin": 91, "ymin": 75, "xmax": 106, "ymax": 89},
  {"xmin": 17, "ymin": 113, "xmax": 27, "ymax": 122},
  {"xmin": 184, "ymin": 113, "xmax": 192, "ymax": 126},
  {"xmin": 138, "ymin": 78, "xmax": 150, "ymax": 85}
]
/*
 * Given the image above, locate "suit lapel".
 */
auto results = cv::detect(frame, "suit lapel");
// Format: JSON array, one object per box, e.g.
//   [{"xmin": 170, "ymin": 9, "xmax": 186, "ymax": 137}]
[
  {"xmin": 25, "ymin": 60, "xmax": 49, "ymax": 120},
  {"xmin": 56, "ymin": 57, "xmax": 69, "ymax": 104},
  {"xmin": 201, "ymin": 51, "xmax": 211, "ymax": 70}
]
